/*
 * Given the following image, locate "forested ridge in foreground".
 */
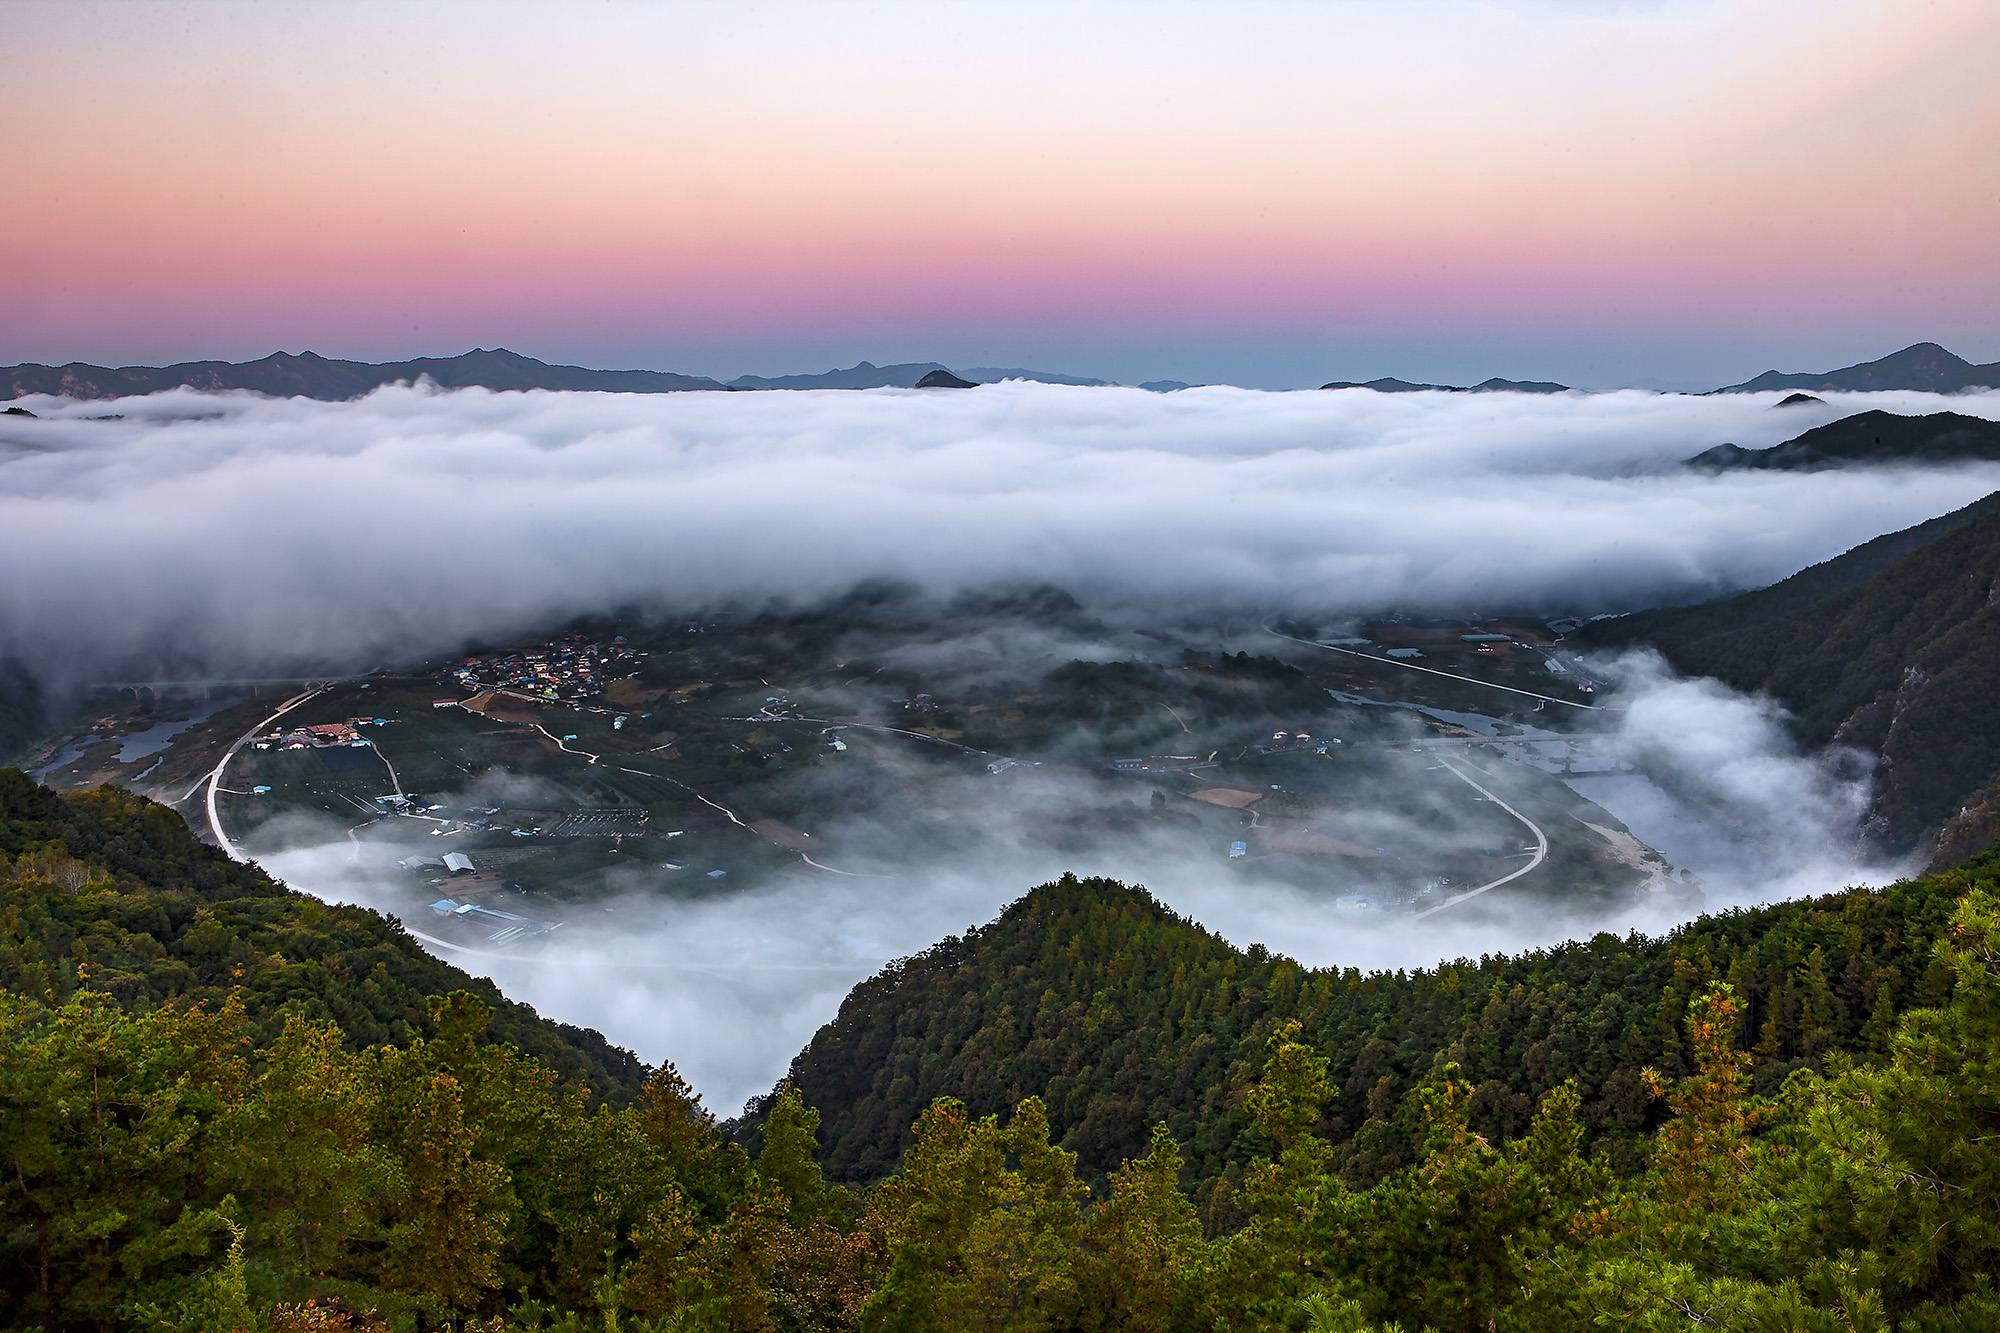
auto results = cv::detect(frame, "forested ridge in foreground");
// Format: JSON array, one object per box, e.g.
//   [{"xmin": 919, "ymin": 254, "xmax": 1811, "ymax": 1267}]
[
  {"xmin": 0, "ymin": 768, "xmax": 644, "ymax": 1099},
  {"xmin": 6, "ymin": 773, "xmax": 2000, "ymax": 1330},
  {"xmin": 774, "ymin": 869, "xmax": 1953, "ymax": 1203}
]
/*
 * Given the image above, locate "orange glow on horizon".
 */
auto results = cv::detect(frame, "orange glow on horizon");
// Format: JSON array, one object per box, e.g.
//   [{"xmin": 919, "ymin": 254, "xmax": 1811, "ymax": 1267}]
[{"xmin": 3, "ymin": 0, "xmax": 1995, "ymax": 382}]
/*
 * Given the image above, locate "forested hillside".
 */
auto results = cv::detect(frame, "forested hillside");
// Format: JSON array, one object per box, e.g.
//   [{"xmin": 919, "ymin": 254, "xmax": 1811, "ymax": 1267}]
[
  {"xmin": 5, "ymin": 770, "xmax": 2000, "ymax": 1328},
  {"xmin": 1578, "ymin": 496, "xmax": 2000, "ymax": 864},
  {"xmin": 0, "ymin": 767, "xmax": 644, "ymax": 1099},
  {"xmin": 1686, "ymin": 409, "xmax": 2000, "ymax": 471},
  {"xmin": 772, "ymin": 869, "xmax": 1953, "ymax": 1208},
  {"xmin": 1576, "ymin": 488, "xmax": 2000, "ymax": 658},
  {"xmin": 0, "ymin": 656, "xmax": 48, "ymax": 766}
]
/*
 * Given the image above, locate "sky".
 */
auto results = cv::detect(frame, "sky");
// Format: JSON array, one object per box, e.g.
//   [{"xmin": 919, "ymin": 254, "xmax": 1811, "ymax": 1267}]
[{"xmin": 5, "ymin": 0, "xmax": 1999, "ymax": 389}]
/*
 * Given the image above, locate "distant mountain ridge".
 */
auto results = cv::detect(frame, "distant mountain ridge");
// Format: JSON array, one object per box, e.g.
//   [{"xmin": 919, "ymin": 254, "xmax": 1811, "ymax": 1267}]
[
  {"xmin": 0, "ymin": 347, "xmax": 726, "ymax": 401},
  {"xmin": 964, "ymin": 366, "xmax": 1114, "ymax": 387},
  {"xmin": 724, "ymin": 360, "xmax": 953, "ymax": 390},
  {"xmin": 1319, "ymin": 375, "xmax": 1571, "ymax": 394},
  {"xmin": 1, "ymin": 349, "xmax": 1132, "ymax": 401},
  {"xmin": 1716, "ymin": 342, "xmax": 2000, "ymax": 395},
  {"xmin": 1316, "ymin": 342, "xmax": 2000, "ymax": 397},
  {"xmin": 724, "ymin": 361, "xmax": 1112, "ymax": 390},
  {"xmin": 0, "ymin": 348, "xmax": 1137, "ymax": 403},
  {"xmin": 8, "ymin": 340, "xmax": 1996, "ymax": 402}
]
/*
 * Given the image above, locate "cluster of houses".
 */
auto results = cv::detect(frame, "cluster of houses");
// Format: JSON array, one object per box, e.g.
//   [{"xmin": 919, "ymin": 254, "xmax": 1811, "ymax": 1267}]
[
  {"xmin": 253, "ymin": 720, "xmax": 380, "ymax": 751},
  {"xmin": 421, "ymin": 886, "xmax": 555, "ymax": 947},
  {"xmin": 1105, "ymin": 729, "xmax": 1338, "ymax": 774},
  {"xmin": 444, "ymin": 634, "xmax": 642, "ymax": 702},
  {"xmin": 1252, "ymin": 728, "xmax": 1338, "ymax": 756}
]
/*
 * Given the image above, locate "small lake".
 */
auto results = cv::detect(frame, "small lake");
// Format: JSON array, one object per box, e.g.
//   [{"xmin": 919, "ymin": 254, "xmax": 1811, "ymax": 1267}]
[
  {"xmin": 108, "ymin": 696, "xmax": 238, "ymax": 763},
  {"xmin": 28, "ymin": 694, "xmax": 240, "ymax": 781},
  {"xmin": 29, "ymin": 736, "xmax": 102, "ymax": 781}
]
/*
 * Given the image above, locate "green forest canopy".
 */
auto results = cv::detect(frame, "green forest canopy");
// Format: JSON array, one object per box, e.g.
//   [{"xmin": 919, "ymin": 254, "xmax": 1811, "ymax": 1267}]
[{"xmin": 5, "ymin": 769, "xmax": 2000, "ymax": 1330}]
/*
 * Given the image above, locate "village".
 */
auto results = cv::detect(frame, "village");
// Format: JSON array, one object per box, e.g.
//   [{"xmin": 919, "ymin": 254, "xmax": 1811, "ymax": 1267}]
[
  {"xmin": 250, "ymin": 718, "xmax": 386, "ymax": 752},
  {"xmin": 392, "ymin": 849, "xmax": 566, "ymax": 949},
  {"xmin": 1304, "ymin": 617, "xmax": 1607, "ymax": 697},
  {"xmin": 444, "ymin": 632, "xmax": 644, "ymax": 703}
]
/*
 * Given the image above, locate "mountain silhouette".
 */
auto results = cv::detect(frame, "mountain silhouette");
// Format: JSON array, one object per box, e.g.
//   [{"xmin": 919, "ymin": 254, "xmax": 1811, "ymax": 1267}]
[
  {"xmin": 1717, "ymin": 342, "xmax": 2000, "ymax": 394},
  {"xmin": 1, "ymin": 348, "xmax": 724, "ymax": 401},
  {"xmin": 963, "ymin": 366, "xmax": 1113, "ymax": 386},
  {"xmin": 1319, "ymin": 375, "xmax": 1569, "ymax": 393},
  {"xmin": 1687, "ymin": 410, "xmax": 2000, "ymax": 472},
  {"xmin": 726, "ymin": 360, "xmax": 957, "ymax": 390}
]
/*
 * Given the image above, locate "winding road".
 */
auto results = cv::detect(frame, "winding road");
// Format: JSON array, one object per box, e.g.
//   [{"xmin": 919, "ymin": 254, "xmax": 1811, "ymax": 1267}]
[
  {"xmin": 201, "ymin": 685, "xmax": 329, "ymax": 862},
  {"xmin": 1412, "ymin": 757, "xmax": 1550, "ymax": 918}
]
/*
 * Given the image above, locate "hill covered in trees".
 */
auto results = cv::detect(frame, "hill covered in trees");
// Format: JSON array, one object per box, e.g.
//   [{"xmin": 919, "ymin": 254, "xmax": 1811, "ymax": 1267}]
[
  {"xmin": 0, "ymin": 767, "xmax": 643, "ymax": 1099},
  {"xmin": 770, "ymin": 869, "xmax": 1952, "ymax": 1206},
  {"xmin": 1574, "ymin": 489, "xmax": 2000, "ymax": 659},
  {"xmin": 0, "ymin": 656, "xmax": 47, "ymax": 767},
  {"xmin": 8, "ymin": 771, "xmax": 2000, "ymax": 1330},
  {"xmin": 1577, "ymin": 492, "xmax": 2000, "ymax": 864},
  {"xmin": 1687, "ymin": 410, "xmax": 2000, "ymax": 472}
]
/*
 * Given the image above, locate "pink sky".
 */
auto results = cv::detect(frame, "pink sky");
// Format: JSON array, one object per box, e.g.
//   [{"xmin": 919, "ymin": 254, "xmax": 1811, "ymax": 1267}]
[{"xmin": 4, "ymin": 0, "xmax": 1996, "ymax": 387}]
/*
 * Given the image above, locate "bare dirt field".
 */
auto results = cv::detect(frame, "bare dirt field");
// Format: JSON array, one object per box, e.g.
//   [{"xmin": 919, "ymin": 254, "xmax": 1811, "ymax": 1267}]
[
  {"xmin": 748, "ymin": 818, "xmax": 815, "ymax": 851},
  {"xmin": 1258, "ymin": 820, "xmax": 1380, "ymax": 857},
  {"xmin": 1188, "ymin": 787, "xmax": 1263, "ymax": 809}
]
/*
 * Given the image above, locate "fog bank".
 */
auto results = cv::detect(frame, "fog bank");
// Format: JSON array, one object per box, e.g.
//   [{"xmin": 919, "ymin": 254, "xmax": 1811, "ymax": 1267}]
[
  {"xmin": 4, "ymin": 382, "xmax": 1998, "ymax": 683},
  {"xmin": 253, "ymin": 645, "xmax": 1891, "ymax": 1116},
  {"xmin": 2, "ymin": 381, "xmax": 1943, "ymax": 1110}
]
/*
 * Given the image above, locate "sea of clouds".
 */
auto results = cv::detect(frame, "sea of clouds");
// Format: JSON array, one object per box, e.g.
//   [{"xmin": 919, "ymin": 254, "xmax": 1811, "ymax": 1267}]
[
  {"xmin": 7, "ymin": 380, "xmax": 1998, "ymax": 1109},
  {"xmin": 255, "ymin": 646, "xmax": 1884, "ymax": 1115},
  {"xmin": 4, "ymin": 380, "xmax": 1999, "ymax": 683}
]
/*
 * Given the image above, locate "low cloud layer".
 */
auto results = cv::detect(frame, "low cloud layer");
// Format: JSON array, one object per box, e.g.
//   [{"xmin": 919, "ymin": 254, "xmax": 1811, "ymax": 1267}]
[
  {"xmin": 0, "ymin": 382, "xmax": 1955, "ymax": 1110},
  {"xmin": 1587, "ymin": 651, "xmax": 1878, "ymax": 896},
  {"xmin": 4, "ymin": 381, "xmax": 1999, "ymax": 682},
  {"xmin": 254, "ymin": 643, "xmax": 1892, "ymax": 1116}
]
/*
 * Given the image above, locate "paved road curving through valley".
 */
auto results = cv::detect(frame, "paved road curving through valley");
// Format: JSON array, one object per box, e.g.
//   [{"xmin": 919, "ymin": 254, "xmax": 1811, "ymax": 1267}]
[
  {"xmin": 203, "ymin": 685, "xmax": 328, "ymax": 861},
  {"xmin": 1412, "ymin": 757, "xmax": 1550, "ymax": 918}
]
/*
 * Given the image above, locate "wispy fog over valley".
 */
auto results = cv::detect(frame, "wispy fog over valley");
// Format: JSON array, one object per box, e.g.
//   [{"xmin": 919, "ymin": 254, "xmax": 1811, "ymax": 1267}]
[
  {"xmin": 13, "ymin": 2, "xmax": 2000, "ymax": 1322},
  {"xmin": 4, "ymin": 382, "xmax": 1998, "ymax": 683},
  {"xmin": 7, "ymin": 382, "xmax": 1987, "ymax": 1109}
]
